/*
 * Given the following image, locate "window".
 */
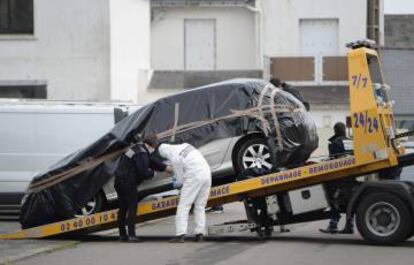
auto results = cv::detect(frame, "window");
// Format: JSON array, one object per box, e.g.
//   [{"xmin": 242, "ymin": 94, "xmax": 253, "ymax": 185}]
[
  {"xmin": 300, "ymin": 19, "xmax": 339, "ymax": 56},
  {"xmin": 367, "ymin": 54, "xmax": 383, "ymax": 84},
  {"xmin": 0, "ymin": 81, "xmax": 47, "ymax": 99},
  {"xmin": 0, "ymin": 0, "xmax": 33, "ymax": 34},
  {"xmin": 366, "ymin": 54, "xmax": 390, "ymax": 104}
]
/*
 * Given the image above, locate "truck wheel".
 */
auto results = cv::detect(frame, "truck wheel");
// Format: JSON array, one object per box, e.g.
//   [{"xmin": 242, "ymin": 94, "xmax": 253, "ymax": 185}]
[
  {"xmin": 356, "ymin": 192, "xmax": 412, "ymax": 245},
  {"xmin": 406, "ymin": 224, "xmax": 414, "ymax": 240}
]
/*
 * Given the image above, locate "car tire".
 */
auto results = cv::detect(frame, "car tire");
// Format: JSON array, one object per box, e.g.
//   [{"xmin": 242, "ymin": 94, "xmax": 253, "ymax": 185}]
[
  {"xmin": 75, "ymin": 190, "xmax": 106, "ymax": 217},
  {"xmin": 356, "ymin": 192, "xmax": 412, "ymax": 245},
  {"xmin": 234, "ymin": 137, "xmax": 273, "ymax": 173}
]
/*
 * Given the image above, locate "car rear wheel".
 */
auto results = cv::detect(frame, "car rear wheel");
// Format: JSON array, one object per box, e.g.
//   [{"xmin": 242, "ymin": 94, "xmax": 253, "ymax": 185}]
[
  {"xmin": 356, "ymin": 192, "xmax": 412, "ymax": 245},
  {"xmin": 235, "ymin": 137, "xmax": 273, "ymax": 172},
  {"xmin": 75, "ymin": 191, "xmax": 106, "ymax": 217}
]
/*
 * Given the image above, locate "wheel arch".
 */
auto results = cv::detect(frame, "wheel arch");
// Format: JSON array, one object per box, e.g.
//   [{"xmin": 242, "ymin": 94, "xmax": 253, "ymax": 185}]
[
  {"xmin": 347, "ymin": 181, "xmax": 414, "ymax": 218},
  {"xmin": 90, "ymin": 188, "xmax": 108, "ymax": 212}
]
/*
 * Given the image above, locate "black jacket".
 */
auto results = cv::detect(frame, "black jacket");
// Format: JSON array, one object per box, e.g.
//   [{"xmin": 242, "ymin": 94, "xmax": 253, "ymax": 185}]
[
  {"xmin": 327, "ymin": 134, "xmax": 358, "ymax": 203},
  {"xmin": 328, "ymin": 134, "xmax": 351, "ymax": 159},
  {"xmin": 115, "ymin": 144, "xmax": 167, "ymax": 186}
]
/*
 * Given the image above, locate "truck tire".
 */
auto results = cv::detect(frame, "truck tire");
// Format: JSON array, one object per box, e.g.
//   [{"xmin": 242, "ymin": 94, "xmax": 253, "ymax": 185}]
[
  {"xmin": 406, "ymin": 224, "xmax": 414, "ymax": 240},
  {"xmin": 356, "ymin": 192, "xmax": 412, "ymax": 245}
]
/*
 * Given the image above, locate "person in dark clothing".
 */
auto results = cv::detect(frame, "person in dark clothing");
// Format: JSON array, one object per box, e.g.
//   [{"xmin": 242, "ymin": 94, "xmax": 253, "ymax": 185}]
[
  {"xmin": 327, "ymin": 122, "xmax": 350, "ymax": 158},
  {"xmin": 378, "ymin": 166, "xmax": 402, "ymax": 180},
  {"xmin": 114, "ymin": 137, "xmax": 172, "ymax": 242},
  {"xmin": 269, "ymin": 78, "xmax": 310, "ymax": 111},
  {"xmin": 320, "ymin": 122, "xmax": 357, "ymax": 234}
]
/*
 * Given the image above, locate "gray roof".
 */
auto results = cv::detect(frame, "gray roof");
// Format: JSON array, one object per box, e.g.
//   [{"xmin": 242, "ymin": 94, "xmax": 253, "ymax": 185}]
[
  {"xmin": 151, "ymin": 0, "xmax": 255, "ymax": 7},
  {"xmin": 380, "ymin": 48, "xmax": 414, "ymax": 115},
  {"xmin": 385, "ymin": 15, "xmax": 414, "ymax": 48}
]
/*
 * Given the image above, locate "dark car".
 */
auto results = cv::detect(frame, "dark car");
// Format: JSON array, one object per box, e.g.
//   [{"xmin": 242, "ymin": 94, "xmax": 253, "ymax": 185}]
[{"xmin": 20, "ymin": 79, "xmax": 318, "ymax": 228}]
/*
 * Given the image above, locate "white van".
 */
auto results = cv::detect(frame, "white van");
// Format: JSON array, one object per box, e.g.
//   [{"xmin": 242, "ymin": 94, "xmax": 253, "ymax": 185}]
[{"xmin": 0, "ymin": 101, "xmax": 139, "ymax": 215}]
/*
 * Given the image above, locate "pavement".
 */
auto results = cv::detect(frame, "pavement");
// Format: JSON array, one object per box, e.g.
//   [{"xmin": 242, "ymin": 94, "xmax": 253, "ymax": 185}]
[
  {"xmin": 1, "ymin": 202, "xmax": 414, "ymax": 265},
  {"xmin": 0, "ymin": 221, "xmax": 78, "ymax": 264}
]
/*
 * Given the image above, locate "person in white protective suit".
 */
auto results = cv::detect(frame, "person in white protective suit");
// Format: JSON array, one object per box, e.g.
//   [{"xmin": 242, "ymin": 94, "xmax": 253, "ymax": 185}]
[{"xmin": 144, "ymin": 134, "xmax": 212, "ymax": 243}]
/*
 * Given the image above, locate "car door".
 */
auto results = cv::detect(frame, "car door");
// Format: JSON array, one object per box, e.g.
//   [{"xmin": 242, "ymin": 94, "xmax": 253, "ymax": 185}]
[{"xmin": 197, "ymin": 138, "xmax": 233, "ymax": 171}]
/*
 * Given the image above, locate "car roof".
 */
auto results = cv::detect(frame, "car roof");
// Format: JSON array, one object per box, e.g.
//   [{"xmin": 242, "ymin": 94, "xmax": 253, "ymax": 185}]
[{"xmin": 161, "ymin": 78, "xmax": 269, "ymax": 100}]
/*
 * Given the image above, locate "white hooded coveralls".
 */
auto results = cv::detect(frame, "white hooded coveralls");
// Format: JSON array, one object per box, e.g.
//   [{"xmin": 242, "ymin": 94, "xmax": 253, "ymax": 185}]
[{"xmin": 158, "ymin": 143, "xmax": 212, "ymax": 236}]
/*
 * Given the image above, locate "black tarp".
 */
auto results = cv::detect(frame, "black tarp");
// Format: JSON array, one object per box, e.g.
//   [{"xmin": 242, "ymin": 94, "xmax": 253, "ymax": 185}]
[{"xmin": 20, "ymin": 79, "xmax": 318, "ymax": 228}]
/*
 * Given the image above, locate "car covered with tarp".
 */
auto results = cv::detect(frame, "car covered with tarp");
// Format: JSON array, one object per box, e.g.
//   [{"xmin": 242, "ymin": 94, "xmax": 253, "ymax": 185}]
[{"xmin": 20, "ymin": 79, "xmax": 318, "ymax": 228}]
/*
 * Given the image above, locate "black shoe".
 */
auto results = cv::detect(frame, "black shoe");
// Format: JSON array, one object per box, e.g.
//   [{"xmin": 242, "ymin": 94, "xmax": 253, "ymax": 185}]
[
  {"xmin": 169, "ymin": 235, "xmax": 185, "ymax": 243},
  {"xmin": 195, "ymin": 234, "xmax": 204, "ymax": 242},
  {"xmin": 338, "ymin": 227, "xmax": 354, "ymax": 234},
  {"xmin": 119, "ymin": 235, "xmax": 128, "ymax": 242},
  {"xmin": 319, "ymin": 227, "xmax": 338, "ymax": 234},
  {"xmin": 128, "ymin": 236, "xmax": 143, "ymax": 243}
]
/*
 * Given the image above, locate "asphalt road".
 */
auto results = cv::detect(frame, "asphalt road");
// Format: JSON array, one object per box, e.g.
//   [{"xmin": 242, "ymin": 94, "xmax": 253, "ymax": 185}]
[
  {"xmin": 1, "ymin": 171, "xmax": 414, "ymax": 265},
  {"xmin": 4, "ymin": 202, "xmax": 413, "ymax": 265}
]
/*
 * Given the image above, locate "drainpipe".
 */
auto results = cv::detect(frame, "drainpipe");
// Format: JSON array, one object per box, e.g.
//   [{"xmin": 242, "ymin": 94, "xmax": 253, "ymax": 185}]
[{"xmin": 245, "ymin": 0, "xmax": 264, "ymax": 71}]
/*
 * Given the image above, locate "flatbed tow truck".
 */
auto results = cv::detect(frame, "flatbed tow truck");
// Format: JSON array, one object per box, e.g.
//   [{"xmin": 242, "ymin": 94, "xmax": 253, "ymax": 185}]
[{"xmin": 2, "ymin": 40, "xmax": 414, "ymax": 245}]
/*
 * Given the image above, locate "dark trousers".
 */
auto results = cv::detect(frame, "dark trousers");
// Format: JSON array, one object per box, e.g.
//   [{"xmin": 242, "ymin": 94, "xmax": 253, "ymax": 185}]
[
  {"xmin": 115, "ymin": 182, "xmax": 138, "ymax": 237},
  {"xmin": 328, "ymin": 206, "xmax": 341, "ymax": 229},
  {"xmin": 325, "ymin": 179, "xmax": 358, "ymax": 230}
]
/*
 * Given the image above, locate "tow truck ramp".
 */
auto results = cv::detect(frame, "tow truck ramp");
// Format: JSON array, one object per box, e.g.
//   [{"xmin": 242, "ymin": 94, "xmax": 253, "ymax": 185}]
[{"xmin": 0, "ymin": 154, "xmax": 409, "ymax": 242}]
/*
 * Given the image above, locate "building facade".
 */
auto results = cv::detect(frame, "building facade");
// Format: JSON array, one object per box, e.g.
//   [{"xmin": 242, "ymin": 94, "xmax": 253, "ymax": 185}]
[
  {"xmin": 148, "ymin": 0, "xmax": 384, "ymax": 131},
  {"xmin": 0, "ymin": 0, "xmax": 150, "ymax": 102},
  {"xmin": 0, "ymin": 0, "xmax": 384, "ymax": 115},
  {"xmin": 261, "ymin": 0, "xmax": 383, "ymax": 139},
  {"xmin": 381, "ymin": 14, "xmax": 414, "ymax": 133},
  {"xmin": 149, "ymin": 0, "xmax": 261, "ymax": 89}
]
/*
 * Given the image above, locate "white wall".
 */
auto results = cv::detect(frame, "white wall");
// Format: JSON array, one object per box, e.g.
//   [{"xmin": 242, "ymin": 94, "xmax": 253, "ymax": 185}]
[
  {"xmin": 262, "ymin": 0, "xmax": 367, "ymax": 57},
  {"xmin": 0, "ymin": 0, "xmax": 111, "ymax": 100},
  {"xmin": 310, "ymin": 108, "xmax": 349, "ymax": 129},
  {"xmin": 109, "ymin": 0, "xmax": 151, "ymax": 102},
  {"xmin": 151, "ymin": 7, "xmax": 258, "ymax": 70}
]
